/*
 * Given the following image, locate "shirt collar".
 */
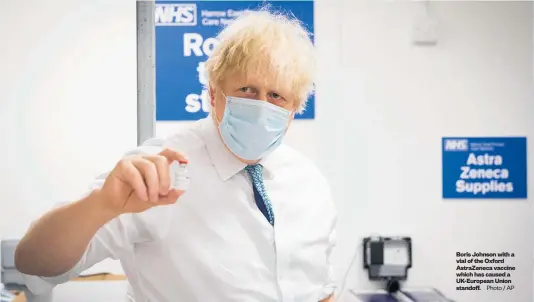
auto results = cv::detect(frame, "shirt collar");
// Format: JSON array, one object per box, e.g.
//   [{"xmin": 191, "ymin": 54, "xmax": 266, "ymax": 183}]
[{"xmin": 199, "ymin": 116, "xmax": 277, "ymax": 181}]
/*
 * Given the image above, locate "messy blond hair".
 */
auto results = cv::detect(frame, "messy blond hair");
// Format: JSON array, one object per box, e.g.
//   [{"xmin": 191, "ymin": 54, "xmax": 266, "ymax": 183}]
[{"xmin": 204, "ymin": 7, "xmax": 316, "ymax": 113}]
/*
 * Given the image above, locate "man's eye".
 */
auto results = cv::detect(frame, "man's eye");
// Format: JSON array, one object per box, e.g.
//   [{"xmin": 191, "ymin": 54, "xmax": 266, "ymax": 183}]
[
  {"xmin": 270, "ymin": 92, "xmax": 283, "ymax": 100},
  {"xmin": 239, "ymin": 87, "xmax": 252, "ymax": 93}
]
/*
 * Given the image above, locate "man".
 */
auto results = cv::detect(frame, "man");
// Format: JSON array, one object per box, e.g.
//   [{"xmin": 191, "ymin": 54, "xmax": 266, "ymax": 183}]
[{"xmin": 15, "ymin": 8, "xmax": 337, "ymax": 302}]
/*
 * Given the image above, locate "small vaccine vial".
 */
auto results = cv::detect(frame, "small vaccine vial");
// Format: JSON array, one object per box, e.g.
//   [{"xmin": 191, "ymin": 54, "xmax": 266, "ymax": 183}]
[{"xmin": 169, "ymin": 161, "xmax": 190, "ymax": 191}]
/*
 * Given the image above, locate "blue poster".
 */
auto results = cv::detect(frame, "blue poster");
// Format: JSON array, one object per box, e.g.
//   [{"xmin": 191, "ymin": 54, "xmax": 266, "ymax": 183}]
[
  {"xmin": 442, "ymin": 137, "xmax": 527, "ymax": 199},
  {"xmin": 154, "ymin": 1, "xmax": 315, "ymax": 121}
]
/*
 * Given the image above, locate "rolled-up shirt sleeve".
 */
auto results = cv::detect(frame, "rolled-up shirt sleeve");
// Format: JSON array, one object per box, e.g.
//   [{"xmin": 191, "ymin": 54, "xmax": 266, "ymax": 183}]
[
  {"xmin": 21, "ymin": 138, "xmax": 167, "ymax": 295},
  {"xmin": 22, "ymin": 229, "xmax": 113, "ymax": 294},
  {"xmin": 21, "ymin": 179, "xmax": 142, "ymax": 295}
]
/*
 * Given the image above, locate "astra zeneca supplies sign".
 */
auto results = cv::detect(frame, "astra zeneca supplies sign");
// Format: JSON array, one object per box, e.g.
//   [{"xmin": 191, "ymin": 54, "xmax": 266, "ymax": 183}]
[
  {"xmin": 154, "ymin": 1, "xmax": 315, "ymax": 121},
  {"xmin": 442, "ymin": 137, "xmax": 527, "ymax": 199}
]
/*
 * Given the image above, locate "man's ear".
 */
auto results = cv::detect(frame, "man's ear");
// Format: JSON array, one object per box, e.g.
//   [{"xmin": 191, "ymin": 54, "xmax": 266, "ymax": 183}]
[{"xmin": 209, "ymin": 85, "xmax": 216, "ymax": 107}]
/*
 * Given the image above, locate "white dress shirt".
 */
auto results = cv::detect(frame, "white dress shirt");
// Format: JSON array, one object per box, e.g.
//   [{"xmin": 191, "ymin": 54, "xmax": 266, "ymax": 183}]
[{"xmin": 22, "ymin": 117, "xmax": 337, "ymax": 302}]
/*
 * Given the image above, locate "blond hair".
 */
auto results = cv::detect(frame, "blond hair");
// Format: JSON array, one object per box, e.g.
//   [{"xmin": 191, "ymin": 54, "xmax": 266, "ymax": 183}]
[{"xmin": 204, "ymin": 7, "xmax": 316, "ymax": 113}]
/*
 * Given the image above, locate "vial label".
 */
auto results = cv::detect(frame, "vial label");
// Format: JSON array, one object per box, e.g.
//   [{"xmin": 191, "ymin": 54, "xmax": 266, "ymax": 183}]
[{"xmin": 169, "ymin": 161, "xmax": 190, "ymax": 191}]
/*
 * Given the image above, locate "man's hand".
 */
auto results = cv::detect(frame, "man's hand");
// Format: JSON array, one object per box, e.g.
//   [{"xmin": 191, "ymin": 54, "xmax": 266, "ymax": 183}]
[{"xmin": 99, "ymin": 148, "xmax": 189, "ymax": 215}]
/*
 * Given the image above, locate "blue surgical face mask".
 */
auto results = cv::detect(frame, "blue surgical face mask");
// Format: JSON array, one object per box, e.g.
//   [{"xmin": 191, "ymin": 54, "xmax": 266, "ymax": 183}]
[{"xmin": 217, "ymin": 96, "xmax": 292, "ymax": 161}]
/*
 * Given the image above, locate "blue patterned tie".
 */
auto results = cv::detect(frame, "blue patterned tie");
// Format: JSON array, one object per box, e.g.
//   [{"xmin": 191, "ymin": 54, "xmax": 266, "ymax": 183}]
[{"xmin": 245, "ymin": 164, "xmax": 275, "ymax": 226}]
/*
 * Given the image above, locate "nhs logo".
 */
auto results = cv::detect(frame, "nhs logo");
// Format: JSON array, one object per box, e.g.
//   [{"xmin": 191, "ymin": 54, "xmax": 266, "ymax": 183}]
[
  {"xmin": 444, "ymin": 139, "xmax": 469, "ymax": 151},
  {"xmin": 155, "ymin": 3, "xmax": 197, "ymax": 26}
]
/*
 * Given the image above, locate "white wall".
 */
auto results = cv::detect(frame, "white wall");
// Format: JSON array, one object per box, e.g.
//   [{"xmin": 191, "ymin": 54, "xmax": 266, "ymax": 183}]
[
  {"xmin": 0, "ymin": 0, "xmax": 137, "ymax": 274},
  {"xmin": 321, "ymin": 1, "xmax": 534, "ymax": 302}
]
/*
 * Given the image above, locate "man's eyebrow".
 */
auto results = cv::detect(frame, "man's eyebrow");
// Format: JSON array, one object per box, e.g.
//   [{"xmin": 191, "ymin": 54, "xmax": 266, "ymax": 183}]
[{"xmin": 235, "ymin": 78, "xmax": 290, "ymax": 95}]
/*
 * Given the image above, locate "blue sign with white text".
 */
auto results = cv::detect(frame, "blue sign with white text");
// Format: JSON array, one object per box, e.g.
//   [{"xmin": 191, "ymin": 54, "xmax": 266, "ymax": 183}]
[
  {"xmin": 442, "ymin": 137, "xmax": 527, "ymax": 199},
  {"xmin": 154, "ymin": 1, "xmax": 315, "ymax": 121}
]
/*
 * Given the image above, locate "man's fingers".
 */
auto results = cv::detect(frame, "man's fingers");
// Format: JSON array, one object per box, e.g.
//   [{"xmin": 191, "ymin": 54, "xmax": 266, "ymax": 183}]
[
  {"xmin": 158, "ymin": 189, "xmax": 184, "ymax": 205},
  {"xmin": 145, "ymin": 155, "xmax": 171, "ymax": 195},
  {"xmin": 118, "ymin": 160, "xmax": 148, "ymax": 202},
  {"xmin": 131, "ymin": 158, "xmax": 160, "ymax": 203},
  {"xmin": 159, "ymin": 148, "xmax": 188, "ymax": 164}
]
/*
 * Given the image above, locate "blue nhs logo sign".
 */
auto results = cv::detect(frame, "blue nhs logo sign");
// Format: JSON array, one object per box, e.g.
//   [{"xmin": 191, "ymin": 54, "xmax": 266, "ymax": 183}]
[
  {"xmin": 444, "ymin": 139, "xmax": 468, "ymax": 151},
  {"xmin": 155, "ymin": 3, "xmax": 197, "ymax": 26}
]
